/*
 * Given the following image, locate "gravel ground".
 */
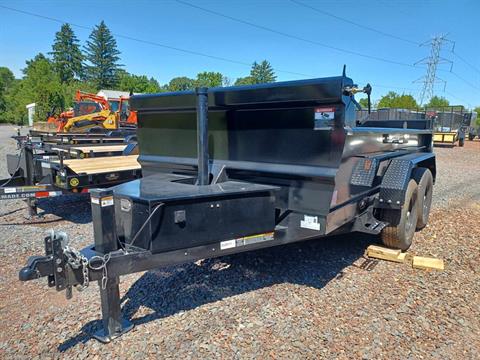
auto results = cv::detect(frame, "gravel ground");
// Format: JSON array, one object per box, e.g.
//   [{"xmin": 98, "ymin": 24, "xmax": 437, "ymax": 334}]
[{"xmin": 0, "ymin": 124, "xmax": 479, "ymax": 359}]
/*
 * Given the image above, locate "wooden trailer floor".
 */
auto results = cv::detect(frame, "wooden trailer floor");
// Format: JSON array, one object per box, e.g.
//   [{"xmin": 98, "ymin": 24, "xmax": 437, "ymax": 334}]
[
  {"xmin": 52, "ymin": 144, "xmax": 128, "ymax": 154},
  {"xmin": 56, "ymin": 155, "xmax": 140, "ymax": 175}
]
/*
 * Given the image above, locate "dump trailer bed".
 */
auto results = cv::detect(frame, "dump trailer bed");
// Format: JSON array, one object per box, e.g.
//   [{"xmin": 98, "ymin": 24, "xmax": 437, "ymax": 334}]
[{"xmin": 19, "ymin": 74, "xmax": 436, "ymax": 343}]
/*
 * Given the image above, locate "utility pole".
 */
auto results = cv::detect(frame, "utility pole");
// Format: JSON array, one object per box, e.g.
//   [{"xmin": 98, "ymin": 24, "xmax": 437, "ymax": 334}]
[{"xmin": 414, "ymin": 34, "xmax": 454, "ymax": 106}]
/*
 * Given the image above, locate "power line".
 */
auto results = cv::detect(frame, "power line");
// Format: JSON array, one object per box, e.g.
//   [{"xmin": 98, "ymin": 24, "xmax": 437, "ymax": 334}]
[
  {"xmin": 449, "ymin": 71, "xmax": 480, "ymax": 91},
  {"xmin": 289, "ymin": 0, "xmax": 420, "ymax": 46},
  {"xmin": 453, "ymin": 52, "xmax": 480, "ymax": 75},
  {"xmin": 175, "ymin": 0, "xmax": 419, "ymax": 69},
  {"xmin": 444, "ymin": 90, "xmax": 473, "ymax": 108},
  {"xmin": 0, "ymin": 4, "xmax": 313, "ymax": 79},
  {"xmin": 291, "ymin": 0, "xmax": 480, "ymax": 86}
]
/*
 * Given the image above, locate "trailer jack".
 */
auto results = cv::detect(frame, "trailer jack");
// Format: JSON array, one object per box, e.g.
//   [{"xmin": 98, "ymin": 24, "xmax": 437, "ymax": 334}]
[{"xmin": 19, "ymin": 196, "xmax": 135, "ymax": 343}]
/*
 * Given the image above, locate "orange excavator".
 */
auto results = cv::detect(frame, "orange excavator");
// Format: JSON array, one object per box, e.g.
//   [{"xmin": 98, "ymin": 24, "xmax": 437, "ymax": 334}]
[{"xmin": 47, "ymin": 90, "xmax": 137, "ymax": 132}]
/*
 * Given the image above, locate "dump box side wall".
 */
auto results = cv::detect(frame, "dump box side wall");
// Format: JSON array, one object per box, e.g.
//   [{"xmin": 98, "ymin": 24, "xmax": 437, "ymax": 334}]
[{"xmin": 131, "ymin": 77, "xmax": 353, "ymax": 216}]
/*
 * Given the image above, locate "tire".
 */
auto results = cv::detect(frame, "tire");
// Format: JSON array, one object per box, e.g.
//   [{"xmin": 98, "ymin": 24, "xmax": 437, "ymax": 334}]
[
  {"xmin": 411, "ymin": 168, "xmax": 433, "ymax": 230},
  {"xmin": 380, "ymin": 179, "xmax": 418, "ymax": 250}
]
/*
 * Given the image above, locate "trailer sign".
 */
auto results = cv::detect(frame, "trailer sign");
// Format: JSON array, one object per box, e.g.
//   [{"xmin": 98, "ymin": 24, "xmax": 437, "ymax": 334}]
[
  {"xmin": 314, "ymin": 107, "xmax": 335, "ymax": 130},
  {"xmin": 300, "ymin": 215, "xmax": 321, "ymax": 231}
]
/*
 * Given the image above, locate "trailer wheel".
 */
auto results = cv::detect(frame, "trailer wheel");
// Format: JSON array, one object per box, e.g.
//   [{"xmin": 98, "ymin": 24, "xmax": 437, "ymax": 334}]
[
  {"xmin": 380, "ymin": 180, "xmax": 418, "ymax": 250},
  {"xmin": 411, "ymin": 168, "xmax": 433, "ymax": 230}
]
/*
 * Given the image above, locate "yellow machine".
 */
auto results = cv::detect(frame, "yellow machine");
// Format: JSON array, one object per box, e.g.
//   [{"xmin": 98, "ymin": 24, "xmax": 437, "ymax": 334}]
[
  {"xmin": 49, "ymin": 90, "xmax": 136, "ymax": 133},
  {"xmin": 62, "ymin": 108, "xmax": 118, "ymax": 133}
]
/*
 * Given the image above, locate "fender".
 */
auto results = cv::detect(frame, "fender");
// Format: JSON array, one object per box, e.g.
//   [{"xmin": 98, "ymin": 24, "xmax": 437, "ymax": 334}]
[{"xmin": 376, "ymin": 152, "xmax": 435, "ymax": 209}]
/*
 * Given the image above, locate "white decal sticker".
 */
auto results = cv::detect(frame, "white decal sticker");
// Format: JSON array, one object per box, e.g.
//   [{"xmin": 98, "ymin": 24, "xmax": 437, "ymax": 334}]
[
  {"xmin": 314, "ymin": 107, "xmax": 336, "ymax": 130},
  {"xmin": 220, "ymin": 239, "xmax": 236, "ymax": 250},
  {"xmin": 300, "ymin": 215, "xmax": 321, "ymax": 231},
  {"xmin": 315, "ymin": 110, "xmax": 335, "ymax": 120},
  {"xmin": 91, "ymin": 197, "xmax": 100, "ymax": 204},
  {"xmin": 4, "ymin": 187, "xmax": 16, "ymax": 193},
  {"xmin": 41, "ymin": 162, "xmax": 51, "ymax": 168},
  {"xmin": 101, "ymin": 196, "xmax": 114, "ymax": 207}
]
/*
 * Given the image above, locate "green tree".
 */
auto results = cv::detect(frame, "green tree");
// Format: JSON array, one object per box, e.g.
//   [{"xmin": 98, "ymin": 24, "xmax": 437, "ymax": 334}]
[
  {"xmin": 0, "ymin": 67, "xmax": 15, "ymax": 119},
  {"xmin": 250, "ymin": 60, "xmax": 276, "ymax": 84},
  {"xmin": 426, "ymin": 96, "xmax": 449, "ymax": 109},
  {"xmin": 166, "ymin": 76, "xmax": 195, "ymax": 92},
  {"xmin": 117, "ymin": 70, "xmax": 162, "ymax": 93},
  {"xmin": 222, "ymin": 76, "xmax": 233, "ymax": 87},
  {"xmin": 359, "ymin": 98, "xmax": 369, "ymax": 109},
  {"xmin": 377, "ymin": 91, "xmax": 419, "ymax": 109},
  {"xmin": 234, "ymin": 76, "xmax": 256, "ymax": 86},
  {"xmin": 50, "ymin": 23, "xmax": 84, "ymax": 82},
  {"xmin": 23, "ymin": 54, "xmax": 64, "ymax": 122},
  {"xmin": 195, "ymin": 71, "xmax": 223, "ymax": 88},
  {"xmin": 0, "ymin": 54, "xmax": 64, "ymax": 124},
  {"xmin": 84, "ymin": 21, "xmax": 121, "ymax": 89}
]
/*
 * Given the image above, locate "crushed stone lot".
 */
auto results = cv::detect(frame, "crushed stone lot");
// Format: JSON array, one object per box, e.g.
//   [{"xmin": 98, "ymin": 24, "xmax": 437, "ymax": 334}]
[{"xmin": 0, "ymin": 125, "xmax": 479, "ymax": 359}]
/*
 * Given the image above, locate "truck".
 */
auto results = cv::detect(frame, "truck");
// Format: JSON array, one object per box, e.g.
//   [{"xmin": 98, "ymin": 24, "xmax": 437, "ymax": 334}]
[{"xmin": 19, "ymin": 73, "xmax": 436, "ymax": 343}]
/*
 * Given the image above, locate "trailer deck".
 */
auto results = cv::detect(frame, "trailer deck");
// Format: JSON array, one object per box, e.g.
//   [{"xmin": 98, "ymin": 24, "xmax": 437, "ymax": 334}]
[
  {"xmin": 49, "ymin": 144, "xmax": 128, "ymax": 158},
  {"xmin": 51, "ymin": 155, "xmax": 140, "ymax": 175}
]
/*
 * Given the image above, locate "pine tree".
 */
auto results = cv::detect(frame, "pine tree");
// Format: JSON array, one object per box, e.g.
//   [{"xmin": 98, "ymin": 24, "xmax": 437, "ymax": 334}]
[
  {"xmin": 84, "ymin": 21, "xmax": 121, "ymax": 89},
  {"xmin": 250, "ymin": 60, "xmax": 276, "ymax": 84},
  {"xmin": 50, "ymin": 23, "xmax": 84, "ymax": 83}
]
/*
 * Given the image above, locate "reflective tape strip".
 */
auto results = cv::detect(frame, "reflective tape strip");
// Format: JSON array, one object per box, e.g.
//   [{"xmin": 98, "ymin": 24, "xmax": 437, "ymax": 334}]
[{"xmin": 35, "ymin": 191, "xmax": 63, "ymax": 198}]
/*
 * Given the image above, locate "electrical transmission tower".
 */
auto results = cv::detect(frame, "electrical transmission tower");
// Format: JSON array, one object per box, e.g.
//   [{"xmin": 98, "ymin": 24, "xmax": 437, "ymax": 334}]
[{"xmin": 414, "ymin": 34, "xmax": 454, "ymax": 106}]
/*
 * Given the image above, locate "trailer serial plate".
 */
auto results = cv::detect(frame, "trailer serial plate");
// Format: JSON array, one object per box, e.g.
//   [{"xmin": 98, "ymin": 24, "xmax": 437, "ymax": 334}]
[
  {"xmin": 220, "ymin": 232, "xmax": 274, "ymax": 250},
  {"xmin": 300, "ymin": 215, "xmax": 321, "ymax": 231}
]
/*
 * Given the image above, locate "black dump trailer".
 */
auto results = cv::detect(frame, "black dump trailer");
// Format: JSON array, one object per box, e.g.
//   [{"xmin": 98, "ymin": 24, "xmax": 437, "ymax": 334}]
[
  {"xmin": 0, "ymin": 131, "xmax": 140, "ymax": 216},
  {"xmin": 19, "ymin": 75, "xmax": 436, "ymax": 342}
]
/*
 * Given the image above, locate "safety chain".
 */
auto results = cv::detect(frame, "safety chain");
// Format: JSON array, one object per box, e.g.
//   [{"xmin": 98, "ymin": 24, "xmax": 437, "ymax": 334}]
[
  {"xmin": 63, "ymin": 246, "xmax": 111, "ymax": 291},
  {"xmin": 63, "ymin": 245, "xmax": 89, "ymax": 291}
]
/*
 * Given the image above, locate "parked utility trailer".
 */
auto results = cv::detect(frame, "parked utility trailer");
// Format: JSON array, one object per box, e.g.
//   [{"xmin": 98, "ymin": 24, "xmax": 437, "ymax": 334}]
[
  {"xmin": 0, "ymin": 131, "xmax": 141, "ymax": 216},
  {"xmin": 19, "ymin": 74, "xmax": 436, "ymax": 343}
]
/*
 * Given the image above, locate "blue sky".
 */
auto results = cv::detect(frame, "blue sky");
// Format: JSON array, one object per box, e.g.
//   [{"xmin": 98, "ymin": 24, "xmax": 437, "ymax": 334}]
[{"xmin": 0, "ymin": 0, "xmax": 479, "ymax": 107}]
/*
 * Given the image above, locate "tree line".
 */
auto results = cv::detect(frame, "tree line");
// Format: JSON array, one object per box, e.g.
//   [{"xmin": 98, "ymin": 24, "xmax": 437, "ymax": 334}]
[
  {"xmin": 359, "ymin": 93, "xmax": 453, "ymax": 110},
  {"xmin": 0, "ymin": 21, "xmax": 277, "ymax": 124}
]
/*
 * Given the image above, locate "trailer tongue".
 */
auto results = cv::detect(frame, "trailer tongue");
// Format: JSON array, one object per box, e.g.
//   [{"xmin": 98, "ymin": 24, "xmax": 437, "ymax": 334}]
[{"xmin": 18, "ymin": 74, "xmax": 436, "ymax": 342}]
